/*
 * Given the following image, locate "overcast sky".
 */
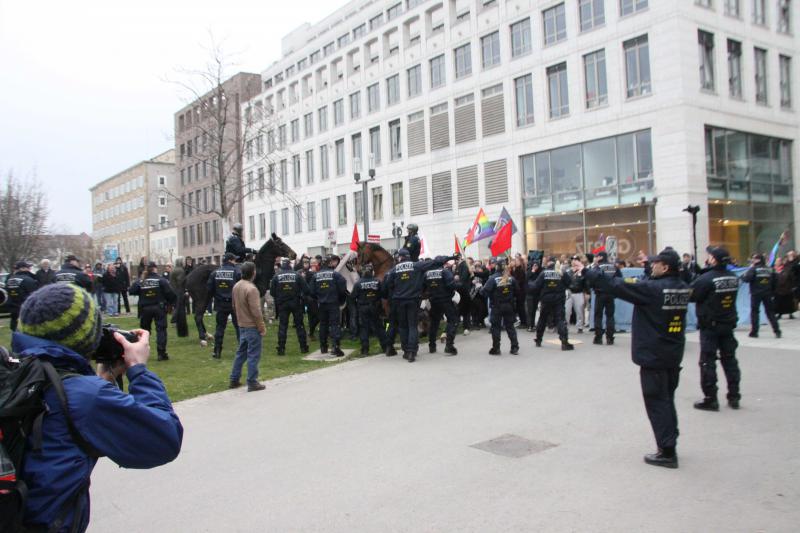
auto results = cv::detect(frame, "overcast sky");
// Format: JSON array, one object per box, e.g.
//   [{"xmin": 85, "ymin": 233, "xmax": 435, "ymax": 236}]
[{"xmin": 0, "ymin": 0, "xmax": 348, "ymax": 235}]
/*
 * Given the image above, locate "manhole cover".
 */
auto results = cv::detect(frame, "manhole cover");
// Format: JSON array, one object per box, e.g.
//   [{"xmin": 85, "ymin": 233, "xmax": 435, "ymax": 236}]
[{"xmin": 470, "ymin": 434, "xmax": 558, "ymax": 458}]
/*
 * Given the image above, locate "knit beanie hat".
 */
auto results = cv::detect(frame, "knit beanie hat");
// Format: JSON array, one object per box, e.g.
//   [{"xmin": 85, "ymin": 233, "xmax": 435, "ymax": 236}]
[{"xmin": 19, "ymin": 283, "xmax": 103, "ymax": 356}]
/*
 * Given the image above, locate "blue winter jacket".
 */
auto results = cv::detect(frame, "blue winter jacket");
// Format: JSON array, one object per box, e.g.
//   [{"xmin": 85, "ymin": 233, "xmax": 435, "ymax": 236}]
[{"xmin": 11, "ymin": 332, "xmax": 184, "ymax": 533}]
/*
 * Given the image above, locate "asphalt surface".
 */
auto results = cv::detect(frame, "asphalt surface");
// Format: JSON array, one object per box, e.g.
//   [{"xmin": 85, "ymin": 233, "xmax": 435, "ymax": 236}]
[{"xmin": 89, "ymin": 320, "xmax": 800, "ymax": 532}]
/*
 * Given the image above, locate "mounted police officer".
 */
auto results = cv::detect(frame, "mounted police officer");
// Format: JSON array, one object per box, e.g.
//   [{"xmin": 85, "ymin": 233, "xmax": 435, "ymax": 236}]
[
  {"xmin": 207, "ymin": 253, "xmax": 242, "ymax": 358},
  {"xmin": 742, "ymin": 252, "xmax": 781, "ymax": 338},
  {"xmin": 6, "ymin": 260, "xmax": 39, "ymax": 331},
  {"xmin": 310, "ymin": 255, "xmax": 347, "ymax": 356},
  {"xmin": 225, "ymin": 222, "xmax": 257, "ymax": 263},
  {"xmin": 55, "ymin": 254, "xmax": 93, "ymax": 292},
  {"xmin": 590, "ymin": 251, "xmax": 621, "ymax": 345},
  {"xmin": 270, "ymin": 258, "xmax": 310, "ymax": 355},
  {"xmin": 481, "ymin": 258, "xmax": 519, "ymax": 355},
  {"xmin": 403, "ymin": 223, "xmax": 421, "ymax": 262},
  {"xmin": 352, "ymin": 264, "xmax": 388, "ymax": 356},
  {"xmin": 129, "ymin": 261, "xmax": 177, "ymax": 360},
  {"xmin": 424, "ymin": 257, "xmax": 460, "ymax": 355},
  {"xmin": 532, "ymin": 257, "xmax": 574, "ymax": 351},
  {"xmin": 585, "ymin": 249, "xmax": 691, "ymax": 469},
  {"xmin": 690, "ymin": 246, "xmax": 742, "ymax": 411}
]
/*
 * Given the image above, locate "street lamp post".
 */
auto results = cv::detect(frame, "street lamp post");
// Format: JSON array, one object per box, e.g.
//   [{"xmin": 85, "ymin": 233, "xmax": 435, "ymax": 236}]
[{"xmin": 354, "ymin": 155, "xmax": 376, "ymax": 242}]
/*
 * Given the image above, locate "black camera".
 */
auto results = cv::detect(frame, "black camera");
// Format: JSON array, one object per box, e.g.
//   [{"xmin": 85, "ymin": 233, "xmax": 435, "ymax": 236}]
[{"xmin": 94, "ymin": 324, "xmax": 138, "ymax": 363}]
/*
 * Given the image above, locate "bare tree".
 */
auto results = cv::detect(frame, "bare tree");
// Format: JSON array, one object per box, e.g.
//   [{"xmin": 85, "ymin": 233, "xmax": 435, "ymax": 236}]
[{"xmin": 0, "ymin": 170, "xmax": 48, "ymax": 271}]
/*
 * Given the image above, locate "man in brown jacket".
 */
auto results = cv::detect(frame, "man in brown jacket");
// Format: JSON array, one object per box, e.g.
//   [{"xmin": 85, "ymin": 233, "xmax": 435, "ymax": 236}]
[{"xmin": 229, "ymin": 262, "xmax": 267, "ymax": 391}]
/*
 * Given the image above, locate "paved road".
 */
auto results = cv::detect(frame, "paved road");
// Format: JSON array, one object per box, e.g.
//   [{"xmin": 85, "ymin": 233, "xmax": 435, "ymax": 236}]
[{"xmin": 89, "ymin": 321, "xmax": 800, "ymax": 532}]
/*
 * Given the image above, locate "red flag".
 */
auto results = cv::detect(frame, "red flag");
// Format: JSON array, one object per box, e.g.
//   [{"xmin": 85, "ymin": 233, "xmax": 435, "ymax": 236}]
[
  {"xmin": 454, "ymin": 234, "xmax": 461, "ymax": 255},
  {"xmin": 349, "ymin": 223, "xmax": 360, "ymax": 251},
  {"xmin": 490, "ymin": 221, "xmax": 512, "ymax": 256}
]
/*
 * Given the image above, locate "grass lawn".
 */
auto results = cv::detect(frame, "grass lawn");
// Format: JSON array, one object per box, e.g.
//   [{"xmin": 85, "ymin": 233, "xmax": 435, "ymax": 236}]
[{"xmin": 0, "ymin": 312, "xmax": 381, "ymax": 402}]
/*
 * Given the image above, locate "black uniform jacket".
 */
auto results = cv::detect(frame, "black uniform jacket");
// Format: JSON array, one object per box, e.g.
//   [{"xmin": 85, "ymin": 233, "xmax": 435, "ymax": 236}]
[
  {"xmin": 310, "ymin": 268, "xmax": 347, "ymax": 305},
  {"xmin": 690, "ymin": 265, "xmax": 739, "ymax": 328},
  {"xmin": 741, "ymin": 264, "xmax": 776, "ymax": 297},
  {"xmin": 55, "ymin": 264, "xmax": 93, "ymax": 293},
  {"xmin": 481, "ymin": 273, "xmax": 517, "ymax": 307},
  {"xmin": 130, "ymin": 274, "xmax": 177, "ymax": 306},
  {"xmin": 532, "ymin": 268, "xmax": 569, "ymax": 303},
  {"xmin": 6, "ymin": 271, "xmax": 39, "ymax": 311},
  {"xmin": 424, "ymin": 267, "xmax": 459, "ymax": 303},
  {"xmin": 270, "ymin": 268, "xmax": 309, "ymax": 304}
]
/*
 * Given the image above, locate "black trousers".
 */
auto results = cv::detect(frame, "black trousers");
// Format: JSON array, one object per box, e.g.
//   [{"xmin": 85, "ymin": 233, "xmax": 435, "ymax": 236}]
[
  {"xmin": 214, "ymin": 301, "xmax": 239, "ymax": 350},
  {"xmin": 640, "ymin": 366, "xmax": 681, "ymax": 450},
  {"xmin": 536, "ymin": 299, "xmax": 568, "ymax": 343},
  {"xmin": 386, "ymin": 301, "xmax": 399, "ymax": 345},
  {"xmin": 346, "ymin": 294, "xmax": 359, "ymax": 338},
  {"xmin": 429, "ymin": 300, "xmax": 458, "ymax": 347},
  {"xmin": 471, "ymin": 295, "xmax": 488, "ymax": 328},
  {"xmin": 750, "ymin": 294, "xmax": 780, "ymax": 334},
  {"xmin": 140, "ymin": 304, "xmax": 168, "ymax": 354},
  {"xmin": 358, "ymin": 304, "xmax": 387, "ymax": 349},
  {"xmin": 490, "ymin": 303, "xmax": 518, "ymax": 349},
  {"xmin": 515, "ymin": 292, "xmax": 527, "ymax": 326},
  {"xmin": 699, "ymin": 327, "xmax": 741, "ymax": 400},
  {"xmin": 277, "ymin": 299, "xmax": 307, "ymax": 350},
  {"xmin": 396, "ymin": 299, "xmax": 420, "ymax": 354},
  {"xmin": 457, "ymin": 288, "xmax": 472, "ymax": 329},
  {"xmin": 525, "ymin": 294, "xmax": 539, "ymax": 329},
  {"xmin": 9, "ymin": 310, "xmax": 19, "ymax": 332},
  {"xmin": 594, "ymin": 293, "xmax": 616, "ymax": 339},
  {"xmin": 118, "ymin": 290, "xmax": 130, "ymax": 313},
  {"xmin": 306, "ymin": 298, "xmax": 319, "ymax": 335},
  {"xmin": 318, "ymin": 302, "xmax": 341, "ymax": 347}
]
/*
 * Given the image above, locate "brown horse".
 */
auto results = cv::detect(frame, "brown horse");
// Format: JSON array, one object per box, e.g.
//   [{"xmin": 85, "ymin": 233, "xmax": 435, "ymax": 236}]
[{"xmin": 355, "ymin": 242, "xmax": 395, "ymax": 280}]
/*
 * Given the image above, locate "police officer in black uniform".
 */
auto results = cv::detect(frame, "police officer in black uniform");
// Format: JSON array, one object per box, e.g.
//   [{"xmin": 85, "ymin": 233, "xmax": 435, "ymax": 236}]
[
  {"xmin": 298, "ymin": 257, "xmax": 319, "ymax": 339},
  {"xmin": 690, "ymin": 246, "xmax": 742, "ymax": 411},
  {"xmin": 6, "ymin": 260, "xmax": 39, "ymax": 331},
  {"xmin": 129, "ymin": 261, "xmax": 177, "ymax": 361},
  {"xmin": 55, "ymin": 254, "xmax": 93, "ymax": 292},
  {"xmin": 270, "ymin": 258, "xmax": 310, "ymax": 355},
  {"xmin": 585, "ymin": 249, "xmax": 691, "ymax": 469},
  {"xmin": 351, "ymin": 264, "xmax": 389, "ymax": 356},
  {"xmin": 481, "ymin": 259, "xmax": 519, "ymax": 355},
  {"xmin": 532, "ymin": 257, "xmax": 574, "ymax": 351},
  {"xmin": 590, "ymin": 251, "xmax": 621, "ymax": 345},
  {"xmin": 525, "ymin": 261, "xmax": 542, "ymax": 332},
  {"xmin": 403, "ymin": 223, "xmax": 421, "ymax": 262},
  {"xmin": 742, "ymin": 253, "xmax": 781, "ymax": 338},
  {"xmin": 424, "ymin": 258, "xmax": 460, "ymax": 355},
  {"xmin": 207, "ymin": 253, "xmax": 242, "ymax": 358},
  {"xmin": 225, "ymin": 222, "xmax": 257, "ymax": 263},
  {"xmin": 310, "ymin": 255, "xmax": 347, "ymax": 356}
]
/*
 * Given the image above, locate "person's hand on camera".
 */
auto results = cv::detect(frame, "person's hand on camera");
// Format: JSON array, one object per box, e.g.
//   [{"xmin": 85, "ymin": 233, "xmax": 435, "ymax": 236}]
[{"xmin": 114, "ymin": 329, "xmax": 150, "ymax": 369}]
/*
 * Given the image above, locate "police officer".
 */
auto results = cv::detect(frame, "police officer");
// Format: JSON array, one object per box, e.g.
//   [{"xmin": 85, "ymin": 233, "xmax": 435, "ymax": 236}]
[
  {"xmin": 6, "ymin": 260, "xmax": 39, "ymax": 331},
  {"xmin": 525, "ymin": 261, "xmax": 542, "ymax": 332},
  {"xmin": 590, "ymin": 251, "xmax": 621, "ymax": 345},
  {"xmin": 207, "ymin": 253, "xmax": 242, "ymax": 358},
  {"xmin": 225, "ymin": 222, "xmax": 257, "ymax": 263},
  {"xmin": 383, "ymin": 249, "xmax": 453, "ymax": 362},
  {"xmin": 742, "ymin": 253, "xmax": 781, "ymax": 338},
  {"xmin": 424, "ymin": 258, "xmax": 460, "ymax": 355},
  {"xmin": 382, "ymin": 252, "xmax": 402, "ymax": 357},
  {"xmin": 403, "ymin": 223, "xmax": 421, "ymax": 262},
  {"xmin": 585, "ymin": 249, "xmax": 691, "ymax": 469},
  {"xmin": 270, "ymin": 258, "xmax": 310, "ymax": 355},
  {"xmin": 531, "ymin": 257, "xmax": 574, "ymax": 351},
  {"xmin": 310, "ymin": 255, "xmax": 347, "ymax": 356},
  {"xmin": 301, "ymin": 257, "xmax": 320, "ymax": 339},
  {"xmin": 55, "ymin": 254, "xmax": 93, "ymax": 292},
  {"xmin": 481, "ymin": 259, "xmax": 519, "ymax": 355},
  {"xmin": 129, "ymin": 261, "xmax": 177, "ymax": 361},
  {"xmin": 352, "ymin": 264, "xmax": 389, "ymax": 356},
  {"xmin": 690, "ymin": 246, "xmax": 742, "ymax": 411}
]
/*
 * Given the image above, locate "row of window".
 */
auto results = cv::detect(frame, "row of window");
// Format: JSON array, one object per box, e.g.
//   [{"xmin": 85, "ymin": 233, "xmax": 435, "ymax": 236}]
[
  {"xmin": 95, "ymin": 196, "xmax": 146, "ymax": 224},
  {"xmin": 94, "ymin": 175, "xmax": 145, "ymax": 206},
  {"xmin": 180, "ymin": 220, "xmax": 222, "ymax": 249},
  {"xmin": 93, "ymin": 217, "xmax": 146, "ymax": 240},
  {"xmin": 181, "ymin": 187, "xmax": 219, "ymax": 219},
  {"xmin": 696, "ymin": 0, "xmax": 793, "ymax": 33}
]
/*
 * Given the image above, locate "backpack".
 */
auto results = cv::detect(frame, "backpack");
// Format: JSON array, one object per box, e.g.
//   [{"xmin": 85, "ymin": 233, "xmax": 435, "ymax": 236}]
[{"xmin": 0, "ymin": 346, "xmax": 101, "ymax": 533}]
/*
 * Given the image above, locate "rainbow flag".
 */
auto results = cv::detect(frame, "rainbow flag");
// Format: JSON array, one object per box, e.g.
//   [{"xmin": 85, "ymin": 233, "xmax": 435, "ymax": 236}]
[
  {"xmin": 463, "ymin": 208, "xmax": 495, "ymax": 249},
  {"xmin": 767, "ymin": 230, "xmax": 790, "ymax": 266}
]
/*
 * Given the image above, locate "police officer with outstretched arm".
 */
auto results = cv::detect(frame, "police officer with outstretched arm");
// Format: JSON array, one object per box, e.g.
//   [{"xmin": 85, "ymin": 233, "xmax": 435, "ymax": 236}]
[
  {"xmin": 225, "ymin": 222, "xmax": 257, "ymax": 263},
  {"xmin": 590, "ymin": 251, "xmax": 621, "ymax": 345},
  {"xmin": 424, "ymin": 257, "xmax": 460, "ymax": 356},
  {"xmin": 351, "ymin": 264, "xmax": 389, "ymax": 356},
  {"xmin": 270, "ymin": 258, "xmax": 310, "ymax": 355},
  {"xmin": 481, "ymin": 258, "xmax": 519, "ymax": 356},
  {"xmin": 129, "ymin": 261, "xmax": 177, "ymax": 361},
  {"xmin": 532, "ymin": 257, "xmax": 574, "ymax": 351},
  {"xmin": 690, "ymin": 246, "xmax": 742, "ymax": 411},
  {"xmin": 742, "ymin": 253, "xmax": 781, "ymax": 338},
  {"xmin": 584, "ymin": 249, "xmax": 691, "ymax": 469},
  {"xmin": 207, "ymin": 253, "xmax": 242, "ymax": 358},
  {"xmin": 310, "ymin": 255, "xmax": 348, "ymax": 356},
  {"xmin": 55, "ymin": 254, "xmax": 93, "ymax": 292},
  {"xmin": 6, "ymin": 260, "xmax": 39, "ymax": 331}
]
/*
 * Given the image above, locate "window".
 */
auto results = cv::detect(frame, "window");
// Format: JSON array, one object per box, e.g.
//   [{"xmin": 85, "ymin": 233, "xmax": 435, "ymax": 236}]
[
  {"xmin": 369, "ymin": 126, "xmax": 381, "ymax": 166},
  {"xmin": 728, "ymin": 39, "xmax": 743, "ymax": 98},
  {"xmin": 752, "ymin": 0, "xmax": 766, "ymax": 24},
  {"xmin": 281, "ymin": 208, "xmax": 289, "ymax": 235},
  {"xmin": 543, "ymin": 3, "xmax": 567, "ymax": 45},
  {"xmin": 579, "ymin": 0, "xmax": 605, "ymax": 31},
  {"xmin": 696, "ymin": 0, "xmax": 712, "ymax": 7},
  {"xmin": 335, "ymin": 139, "xmax": 346, "ymax": 176},
  {"xmin": 391, "ymin": 182, "xmax": 404, "ymax": 216},
  {"xmin": 318, "ymin": 106, "xmax": 328, "ymax": 132},
  {"xmin": 259, "ymin": 213, "xmax": 266, "ymax": 239},
  {"xmin": 257, "ymin": 167, "xmax": 266, "ymax": 197},
  {"xmin": 353, "ymin": 23, "xmax": 366, "ymax": 40},
  {"xmin": 481, "ymin": 31, "xmax": 501, "ymax": 69},
  {"xmin": 294, "ymin": 205, "xmax": 302, "ymax": 234},
  {"xmin": 370, "ymin": 13, "xmax": 384, "ymax": 30},
  {"xmin": 158, "ymin": 195, "xmax": 167, "ymax": 207},
  {"xmin": 510, "ymin": 18, "xmax": 532, "ymax": 57},
  {"xmin": 280, "ymin": 160, "xmax": 288, "ymax": 192},
  {"xmin": 387, "ymin": 2, "xmax": 402, "ymax": 20},
  {"xmin": 338, "ymin": 34, "xmax": 350, "ymax": 48},
  {"xmin": 320, "ymin": 145, "xmax": 330, "ymax": 180},
  {"xmin": 279, "ymin": 125, "xmax": 287, "ymax": 149},
  {"xmin": 454, "ymin": 43, "xmax": 472, "ymax": 79},
  {"xmin": 778, "ymin": 0, "xmax": 791, "ymax": 33},
  {"xmin": 321, "ymin": 198, "xmax": 331, "ymax": 229},
  {"xmin": 430, "ymin": 54, "xmax": 446, "ymax": 88},
  {"xmin": 307, "ymin": 202, "xmax": 317, "ymax": 231},
  {"xmin": 349, "ymin": 92, "xmax": 361, "ymax": 119},
  {"xmin": 290, "ymin": 119, "xmax": 300, "ymax": 143},
  {"xmin": 330, "ymin": 99, "xmax": 343, "ymax": 127},
  {"xmin": 292, "ymin": 154, "xmax": 301, "ymax": 188},
  {"xmin": 698, "ymin": 30, "xmax": 716, "ymax": 92},
  {"xmin": 352, "ymin": 133, "xmax": 363, "ymax": 167},
  {"xmin": 268, "ymin": 164, "xmax": 276, "ymax": 194},
  {"xmin": 269, "ymin": 211, "xmax": 277, "ymax": 235},
  {"xmin": 724, "ymin": 0, "xmax": 740, "ymax": 16},
  {"xmin": 624, "ymin": 35, "xmax": 651, "ymax": 98},
  {"xmin": 306, "ymin": 150, "xmax": 314, "ymax": 184},
  {"xmin": 182, "ymin": 226, "xmax": 188, "ymax": 247},
  {"xmin": 547, "ymin": 63, "xmax": 570, "ymax": 118},
  {"xmin": 304, "ymin": 113, "xmax": 314, "ymax": 138},
  {"xmin": 354, "ymin": 190, "xmax": 364, "ymax": 223},
  {"xmin": 389, "ymin": 120, "xmax": 402, "ymax": 160},
  {"xmin": 337, "ymin": 195, "xmax": 347, "ymax": 226},
  {"xmin": 584, "ymin": 49, "xmax": 608, "ymax": 108},
  {"xmin": 755, "ymin": 47, "xmax": 768, "ymax": 104},
  {"xmin": 407, "ymin": 65, "xmax": 422, "ymax": 97},
  {"xmin": 780, "ymin": 55, "xmax": 792, "ymax": 109},
  {"xmin": 248, "ymin": 217, "xmax": 255, "ymax": 243},
  {"xmin": 514, "ymin": 74, "xmax": 535, "ymax": 126},
  {"xmin": 158, "ymin": 175, "xmax": 166, "ymax": 186},
  {"xmin": 372, "ymin": 187, "xmax": 384, "ymax": 221},
  {"xmin": 620, "ymin": 0, "xmax": 648, "ymax": 16},
  {"xmin": 367, "ymin": 83, "xmax": 380, "ymax": 113},
  {"xmin": 386, "ymin": 74, "xmax": 400, "ymax": 106}
]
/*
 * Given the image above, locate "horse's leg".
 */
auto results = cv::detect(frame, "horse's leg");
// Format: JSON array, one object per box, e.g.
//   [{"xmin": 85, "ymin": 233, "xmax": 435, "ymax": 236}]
[{"xmin": 195, "ymin": 299, "xmax": 209, "ymax": 346}]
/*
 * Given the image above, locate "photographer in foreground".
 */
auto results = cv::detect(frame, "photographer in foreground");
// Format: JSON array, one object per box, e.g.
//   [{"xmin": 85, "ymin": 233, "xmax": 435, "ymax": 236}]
[{"xmin": 10, "ymin": 283, "xmax": 183, "ymax": 532}]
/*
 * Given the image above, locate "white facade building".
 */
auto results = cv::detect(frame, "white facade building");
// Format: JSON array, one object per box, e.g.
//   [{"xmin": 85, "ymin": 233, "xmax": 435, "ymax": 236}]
[{"xmin": 242, "ymin": 0, "xmax": 798, "ymax": 263}]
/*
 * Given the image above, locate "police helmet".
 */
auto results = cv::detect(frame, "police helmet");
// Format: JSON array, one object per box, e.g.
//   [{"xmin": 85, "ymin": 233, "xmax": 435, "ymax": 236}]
[
  {"xmin": 232, "ymin": 223, "xmax": 244, "ymax": 235},
  {"xmin": 223, "ymin": 252, "xmax": 236, "ymax": 263},
  {"xmin": 407, "ymin": 223, "xmax": 418, "ymax": 234}
]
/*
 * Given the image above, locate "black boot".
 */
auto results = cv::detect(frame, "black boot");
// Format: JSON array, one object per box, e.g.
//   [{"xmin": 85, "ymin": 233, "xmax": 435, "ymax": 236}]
[
  {"xmin": 693, "ymin": 397, "xmax": 720, "ymax": 411},
  {"xmin": 429, "ymin": 343, "xmax": 437, "ymax": 354},
  {"xmin": 360, "ymin": 345, "xmax": 370, "ymax": 356},
  {"xmin": 407, "ymin": 351, "xmax": 416, "ymax": 363},
  {"xmin": 727, "ymin": 395, "xmax": 741, "ymax": 410},
  {"xmin": 320, "ymin": 344, "xmax": 328, "ymax": 354},
  {"xmin": 561, "ymin": 342, "xmax": 574, "ymax": 351},
  {"xmin": 386, "ymin": 346, "xmax": 398, "ymax": 356},
  {"xmin": 644, "ymin": 448, "xmax": 678, "ymax": 469},
  {"xmin": 158, "ymin": 351, "xmax": 169, "ymax": 361},
  {"xmin": 444, "ymin": 344, "xmax": 458, "ymax": 356},
  {"xmin": 509, "ymin": 345, "xmax": 519, "ymax": 355},
  {"xmin": 748, "ymin": 331, "xmax": 758, "ymax": 338},
  {"xmin": 276, "ymin": 346, "xmax": 286, "ymax": 356},
  {"xmin": 593, "ymin": 336, "xmax": 603, "ymax": 345},
  {"xmin": 213, "ymin": 346, "xmax": 221, "ymax": 359},
  {"xmin": 300, "ymin": 345, "xmax": 309, "ymax": 354},
  {"xmin": 535, "ymin": 339, "xmax": 542, "ymax": 347},
  {"xmin": 775, "ymin": 330, "xmax": 782, "ymax": 338},
  {"xmin": 332, "ymin": 345, "xmax": 345, "ymax": 357},
  {"xmin": 605, "ymin": 336, "xmax": 614, "ymax": 345},
  {"xmin": 489, "ymin": 346, "xmax": 501, "ymax": 355}
]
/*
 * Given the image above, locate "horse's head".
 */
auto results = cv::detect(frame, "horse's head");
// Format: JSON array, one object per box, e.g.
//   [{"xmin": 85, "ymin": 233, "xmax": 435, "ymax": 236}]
[
  {"xmin": 356, "ymin": 242, "xmax": 395, "ymax": 280},
  {"xmin": 259, "ymin": 233, "xmax": 297, "ymax": 261}
]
